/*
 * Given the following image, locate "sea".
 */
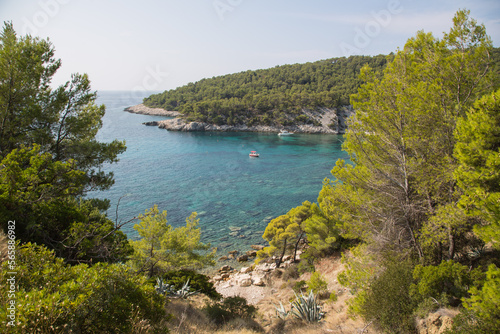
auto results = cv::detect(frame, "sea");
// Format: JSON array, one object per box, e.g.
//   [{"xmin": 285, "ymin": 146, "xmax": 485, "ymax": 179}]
[{"xmin": 90, "ymin": 91, "xmax": 349, "ymax": 256}]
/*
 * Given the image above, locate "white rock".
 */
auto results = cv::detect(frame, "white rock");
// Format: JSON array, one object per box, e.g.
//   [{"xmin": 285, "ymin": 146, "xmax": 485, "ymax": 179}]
[{"xmin": 239, "ymin": 278, "xmax": 252, "ymax": 287}]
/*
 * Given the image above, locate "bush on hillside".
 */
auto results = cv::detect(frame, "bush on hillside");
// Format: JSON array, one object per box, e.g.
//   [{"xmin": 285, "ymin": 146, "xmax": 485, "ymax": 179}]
[
  {"xmin": 161, "ymin": 269, "xmax": 222, "ymax": 300},
  {"xmin": 0, "ymin": 242, "xmax": 169, "ymax": 333},
  {"xmin": 359, "ymin": 259, "xmax": 417, "ymax": 334},
  {"xmin": 203, "ymin": 296, "xmax": 257, "ymax": 327}
]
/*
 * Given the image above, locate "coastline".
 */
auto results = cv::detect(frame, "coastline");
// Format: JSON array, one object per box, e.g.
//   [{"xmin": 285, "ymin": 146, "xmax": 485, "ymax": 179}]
[
  {"xmin": 157, "ymin": 118, "xmax": 339, "ymax": 134},
  {"xmin": 125, "ymin": 104, "xmax": 353, "ymax": 134},
  {"xmin": 124, "ymin": 103, "xmax": 181, "ymax": 117}
]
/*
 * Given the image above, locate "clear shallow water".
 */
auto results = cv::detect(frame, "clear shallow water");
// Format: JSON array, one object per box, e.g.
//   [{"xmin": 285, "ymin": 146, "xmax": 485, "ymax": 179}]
[{"xmin": 91, "ymin": 91, "xmax": 349, "ymax": 255}]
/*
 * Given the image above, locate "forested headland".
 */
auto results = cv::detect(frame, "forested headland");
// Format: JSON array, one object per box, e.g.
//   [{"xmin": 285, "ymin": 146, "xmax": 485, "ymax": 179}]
[
  {"xmin": 143, "ymin": 55, "xmax": 391, "ymax": 129},
  {"xmin": 143, "ymin": 46, "xmax": 500, "ymax": 132}
]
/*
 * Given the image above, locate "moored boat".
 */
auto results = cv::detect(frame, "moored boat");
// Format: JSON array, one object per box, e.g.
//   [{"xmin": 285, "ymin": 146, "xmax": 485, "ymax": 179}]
[{"xmin": 278, "ymin": 130, "xmax": 293, "ymax": 136}]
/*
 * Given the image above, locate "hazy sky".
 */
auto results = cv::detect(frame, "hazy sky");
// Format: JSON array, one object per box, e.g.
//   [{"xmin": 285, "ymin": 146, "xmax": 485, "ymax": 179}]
[{"xmin": 1, "ymin": 0, "xmax": 499, "ymax": 92}]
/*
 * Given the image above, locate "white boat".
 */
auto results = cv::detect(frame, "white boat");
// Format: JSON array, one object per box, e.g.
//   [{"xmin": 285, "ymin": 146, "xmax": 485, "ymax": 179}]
[
  {"xmin": 278, "ymin": 130, "xmax": 293, "ymax": 136},
  {"xmin": 249, "ymin": 151, "xmax": 259, "ymax": 157}
]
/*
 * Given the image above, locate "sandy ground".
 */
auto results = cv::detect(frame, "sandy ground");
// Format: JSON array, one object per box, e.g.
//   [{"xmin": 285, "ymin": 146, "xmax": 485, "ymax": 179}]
[{"xmin": 213, "ymin": 254, "xmax": 380, "ymax": 333}]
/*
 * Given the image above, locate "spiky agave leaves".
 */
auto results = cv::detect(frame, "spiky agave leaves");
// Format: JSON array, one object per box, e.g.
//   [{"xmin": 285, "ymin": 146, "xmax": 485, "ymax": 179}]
[
  {"xmin": 275, "ymin": 301, "xmax": 289, "ymax": 320},
  {"xmin": 175, "ymin": 278, "xmax": 199, "ymax": 299},
  {"xmin": 154, "ymin": 278, "xmax": 198, "ymax": 299},
  {"xmin": 290, "ymin": 290, "xmax": 325, "ymax": 322}
]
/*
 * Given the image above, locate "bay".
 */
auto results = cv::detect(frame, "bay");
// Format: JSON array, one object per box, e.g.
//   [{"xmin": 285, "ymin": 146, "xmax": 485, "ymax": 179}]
[{"xmin": 91, "ymin": 91, "xmax": 349, "ymax": 255}]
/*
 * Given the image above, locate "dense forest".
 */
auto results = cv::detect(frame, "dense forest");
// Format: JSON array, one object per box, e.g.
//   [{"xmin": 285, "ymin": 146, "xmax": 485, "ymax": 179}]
[
  {"xmin": 143, "ymin": 55, "xmax": 391, "ymax": 127},
  {"xmin": 144, "ymin": 48, "xmax": 500, "ymax": 129}
]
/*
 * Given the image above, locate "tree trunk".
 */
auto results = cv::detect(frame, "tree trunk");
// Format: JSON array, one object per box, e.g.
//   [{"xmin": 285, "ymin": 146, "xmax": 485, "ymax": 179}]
[
  {"xmin": 292, "ymin": 232, "xmax": 305, "ymax": 263},
  {"xmin": 276, "ymin": 238, "xmax": 288, "ymax": 268},
  {"xmin": 448, "ymin": 225, "xmax": 455, "ymax": 260}
]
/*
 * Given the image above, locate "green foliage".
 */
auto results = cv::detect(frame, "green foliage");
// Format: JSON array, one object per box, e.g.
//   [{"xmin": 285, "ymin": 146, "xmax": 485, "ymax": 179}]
[
  {"xmin": 161, "ymin": 269, "xmax": 222, "ymax": 300},
  {"xmin": 359, "ymin": 259, "xmax": 417, "ymax": 334},
  {"xmin": 0, "ymin": 23, "xmax": 128, "ymax": 264},
  {"xmin": 337, "ymin": 244, "xmax": 377, "ymax": 295},
  {"xmin": 461, "ymin": 264, "xmax": 500, "ymax": 331},
  {"xmin": 289, "ymin": 290, "xmax": 325, "ymax": 323},
  {"xmin": 0, "ymin": 22, "xmax": 125, "ymax": 191},
  {"xmin": 292, "ymin": 280, "xmax": 307, "ymax": 294},
  {"xmin": 203, "ymin": 296, "xmax": 257, "ymax": 327},
  {"xmin": 448, "ymin": 308, "xmax": 499, "ymax": 334},
  {"xmin": 129, "ymin": 205, "xmax": 216, "ymax": 277},
  {"xmin": 306, "ymin": 272, "xmax": 328, "ymax": 296},
  {"xmin": 328, "ymin": 292, "xmax": 338, "ymax": 302},
  {"xmin": 0, "ymin": 243, "xmax": 168, "ymax": 333},
  {"xmin": 0, "ymin": 146, "xmax": 132, "ymax": 263},
  {"xmin": 296, "ymin": 249, "xmax": 316, "ymax": 274},
  {"xmin": 319, "ymin": 10, "xmax": 494, "ymax": 265},
  {"xmin": 454, "ymin": 88, "xmax": 500, "ymax": 249},
  {"xmin": 411, "ymin": 260, "xmax": 483, "ymax": 308},
  {"xmin": 418, "ymin": 203, "xmax": 481, "ymax": 263},
  {"xmin": 303, "ymin": 203, "xmax": 340, "ymax": 254},
  {"xmin": 259, "ymin": 201, "xmax": 314, "ymax": 267},
  {"xmin": 144, "ymin": 55, "xmax": 391, "ymax": 127}
]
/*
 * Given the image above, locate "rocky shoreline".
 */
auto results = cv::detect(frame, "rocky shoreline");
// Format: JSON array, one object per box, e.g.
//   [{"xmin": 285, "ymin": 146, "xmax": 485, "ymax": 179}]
[
  {"xmin": 125, "ymin": 104, "xmax": 354, "ymax": 134},
  {"xmin": 124, "ymin": 103, "xmax": 181, "ymax": 117}
]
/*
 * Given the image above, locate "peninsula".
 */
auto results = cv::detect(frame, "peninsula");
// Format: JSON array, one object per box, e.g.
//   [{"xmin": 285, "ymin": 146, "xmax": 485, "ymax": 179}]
[{"xmin": 126, "ymin": 54, "xmax": 393, "ymax": 134}]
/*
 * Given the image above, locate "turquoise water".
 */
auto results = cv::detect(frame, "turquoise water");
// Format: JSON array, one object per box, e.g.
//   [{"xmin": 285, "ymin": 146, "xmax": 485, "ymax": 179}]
[{"xmin": 92, "ymin": 91, "xmax": 348, "ymax": 255}]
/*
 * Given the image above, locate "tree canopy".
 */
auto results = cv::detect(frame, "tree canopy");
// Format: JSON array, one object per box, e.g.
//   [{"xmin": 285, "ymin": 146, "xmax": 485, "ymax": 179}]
[
  {"xmin": 129, "ymin": 205, "xmax": 216, "ymax": 277},
  {"xmin": 0, "ymin": 22, "xmax": 128, "ymax": 263},
  {"xmin": 144, "ymin": 55, "xmax": 391, "ymax": 127}
]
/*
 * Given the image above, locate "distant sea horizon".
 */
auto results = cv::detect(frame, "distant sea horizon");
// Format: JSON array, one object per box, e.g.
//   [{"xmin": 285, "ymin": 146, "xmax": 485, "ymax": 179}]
[{"xmin": 91, "ymin": 91, "xmax": 349, "ymax": 259}]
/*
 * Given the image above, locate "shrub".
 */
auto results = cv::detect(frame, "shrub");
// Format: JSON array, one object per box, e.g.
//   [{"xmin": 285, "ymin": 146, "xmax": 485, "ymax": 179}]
[
  {"xmin": 296, "ymin": 252, "xmax": 316, "ymax": 274},
  {"xmin": 161, "ymin": 269, "xmax": 221, "ymax": 300},
  {"xmin": 282, "ymin": 265, "xmax": 299, "ymax": 281},
  {"xmin": 456, "ymin": 264, "xmax": 500, "ymax": 332},
  {"xmin": 307, "ymin": 272, "xmax": 328, "ymax": 296},
  {"xmin": 0, "ymin": 243, "xmax": 168, "ymax": 333},
  {"xmin": 203, "ymin": 296, "xmax": 257, "ymax": 327},
  {"xmin": 329, "ymin": 292, "xmax": 338, "ymax": 302},
  {"xmin": 292, "ymin": 280, "xmax": 307, "ymax": 294},
  {"xmin": 411, "ymin": 260, "xmax": 483, "ymax": 308},
  {"xmin": 359, "ymin": 259, "xmax": 417, "ymax": 334}
]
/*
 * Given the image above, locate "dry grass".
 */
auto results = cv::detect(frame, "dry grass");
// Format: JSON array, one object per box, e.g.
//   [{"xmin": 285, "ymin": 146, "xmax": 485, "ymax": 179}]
[
  {"xmin": 0, "ymin": 230, "xmax": 8, "ymax": 263},
  {"xmin": 209, "ymin": 253, "xmax": 381, "ymax": 334}
]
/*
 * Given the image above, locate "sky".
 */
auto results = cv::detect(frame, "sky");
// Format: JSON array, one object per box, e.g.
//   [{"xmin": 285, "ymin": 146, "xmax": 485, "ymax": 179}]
[{"xmin": 1, "ymin": 0, "xmax": 499, "ymax": 92}]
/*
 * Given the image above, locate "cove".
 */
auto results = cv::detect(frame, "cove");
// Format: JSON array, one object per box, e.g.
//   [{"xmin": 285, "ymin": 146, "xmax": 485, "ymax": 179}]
[{"xmin": 90, "ymin": 91, "xmax": 349, "ymax": 255}]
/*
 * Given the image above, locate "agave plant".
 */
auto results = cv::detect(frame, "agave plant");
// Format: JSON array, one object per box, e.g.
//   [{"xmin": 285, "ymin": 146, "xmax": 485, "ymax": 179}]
[
  {"xmin": 173, "ymin": 279, "xmax": 198, "ymax": 299},
  {"xmin": 275, "ymin": 301, "xmax": 289, "ymax": 320},
  {"xmin": 155, "ymin": 278, "xmax": 175, "ymax": 295},
  {"xmin": 155, "ymin": 278, "xmax": 198, "ymax": 299},
  {"xmin": 290, "ymin": 290, "xmax": 325, "ymax": 322},
  {"xmin": 468, "ymin": 244, "xmax": 486, "ymax": 260}
]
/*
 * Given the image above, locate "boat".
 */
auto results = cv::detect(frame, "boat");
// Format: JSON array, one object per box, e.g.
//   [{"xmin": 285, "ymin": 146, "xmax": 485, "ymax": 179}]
[
  {"xmin": 249, "ymin": 151, "xmax": 259, "ymax": 157},
  {"xmin": 278, "ymin": 130, "xmax": 293, "ymax": 136}
]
